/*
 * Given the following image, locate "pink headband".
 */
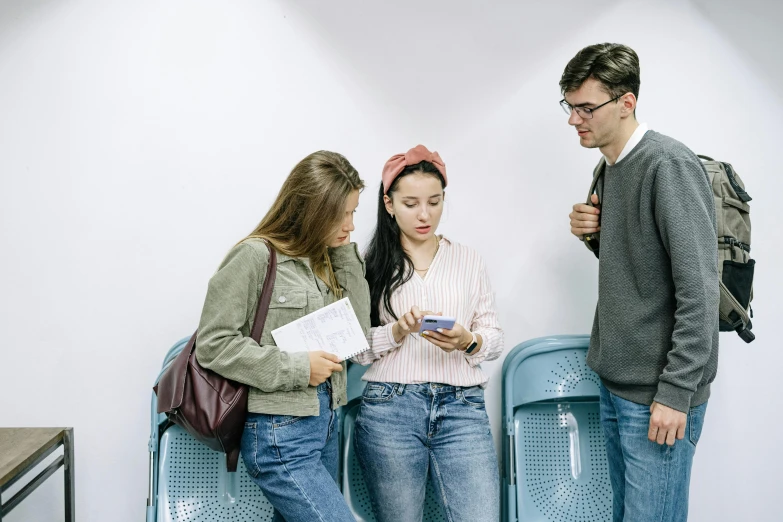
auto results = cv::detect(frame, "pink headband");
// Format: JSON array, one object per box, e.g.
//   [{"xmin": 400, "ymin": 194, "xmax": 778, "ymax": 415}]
[{"xmin": 381, "ymin": 144, "xmax": 448, "ymax": 194}]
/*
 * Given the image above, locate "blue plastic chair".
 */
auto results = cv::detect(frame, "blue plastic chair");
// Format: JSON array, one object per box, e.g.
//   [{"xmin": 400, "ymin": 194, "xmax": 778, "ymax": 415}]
[
  {"xmin": 501, "ymin": 335, "xmax": 612, "ymax": 522},
  {"xmin": 146, "ymin": 338, "xmax": 276, "ymax": 522},
  {"xmin": 341, "ymin": 362, "xmax": 448, "ymax": 521}
]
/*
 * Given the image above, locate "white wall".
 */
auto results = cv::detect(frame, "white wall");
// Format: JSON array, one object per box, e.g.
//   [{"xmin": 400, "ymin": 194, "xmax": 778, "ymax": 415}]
[{"xmin": 1, "ymin": 1, "xmax": 780, "ymax": 521}]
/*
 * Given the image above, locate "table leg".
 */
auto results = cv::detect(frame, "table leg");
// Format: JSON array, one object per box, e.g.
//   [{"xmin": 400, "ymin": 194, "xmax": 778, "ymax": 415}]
[{"xmin": 64, "ymin": 429, "xmax": 75, "ymax": 522}]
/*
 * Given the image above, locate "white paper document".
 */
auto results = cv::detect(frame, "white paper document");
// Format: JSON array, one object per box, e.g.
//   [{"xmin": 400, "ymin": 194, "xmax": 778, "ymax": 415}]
[{"xmin": 271, "ymin": 297, "xmax": 369, "ymax": 360}]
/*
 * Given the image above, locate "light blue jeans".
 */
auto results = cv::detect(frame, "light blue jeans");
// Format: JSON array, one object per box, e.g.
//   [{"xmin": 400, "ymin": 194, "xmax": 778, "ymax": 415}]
[
  {"xmin": 240, "ymin": 382, "xmax": 356, "ymax": 522},
  {"xmin": 354, "ymin": 382, "xmax": 500, "ymax": 522},
  {"xmin": 599, "ymin": 384, "xmax": 708, "ymax": 522}
]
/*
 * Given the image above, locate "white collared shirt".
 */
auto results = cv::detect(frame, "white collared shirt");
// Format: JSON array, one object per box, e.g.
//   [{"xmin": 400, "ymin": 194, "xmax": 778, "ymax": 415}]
[{"xmin": 608, "ymin": 122, "xmax": 649, "ymax": 165}]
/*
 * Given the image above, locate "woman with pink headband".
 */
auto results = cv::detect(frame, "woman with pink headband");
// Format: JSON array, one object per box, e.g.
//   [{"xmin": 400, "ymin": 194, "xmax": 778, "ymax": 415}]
[{"xmin": 352, "ymin": 145, "xmax": 504, "ymax": 522}]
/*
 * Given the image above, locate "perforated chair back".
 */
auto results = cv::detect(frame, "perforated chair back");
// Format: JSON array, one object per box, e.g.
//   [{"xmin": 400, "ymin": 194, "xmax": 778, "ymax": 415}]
[
  {"xmin": 147, "ymin": 338, "xmax": 276, "ymax": 522},
  {"xmin": 501, "ymin": 335, "xmax": 612, "ymax": 522},
  {"xmin": 156, "ymin": 426, "xmax": 275, "ymax": 521}
]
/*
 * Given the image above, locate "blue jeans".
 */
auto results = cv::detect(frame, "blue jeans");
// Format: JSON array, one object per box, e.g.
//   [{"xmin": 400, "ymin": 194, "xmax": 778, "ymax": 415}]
[
  {"xmin": 599, "ymin": 384, "xmax": 708, "ymax": 522},
  {"xmin": 354, "ymin": 382, "xmax": 500, "ymax": 522},
  {"xmin": 240, "ymin": 382, "xmax": 356, "ymax": 522}
]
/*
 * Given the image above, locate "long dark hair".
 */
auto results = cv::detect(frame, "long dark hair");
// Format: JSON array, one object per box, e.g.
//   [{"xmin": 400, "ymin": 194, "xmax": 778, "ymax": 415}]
[{"xmin": 364, "ymin": 160, "xmax": 445, "ymax": 326}]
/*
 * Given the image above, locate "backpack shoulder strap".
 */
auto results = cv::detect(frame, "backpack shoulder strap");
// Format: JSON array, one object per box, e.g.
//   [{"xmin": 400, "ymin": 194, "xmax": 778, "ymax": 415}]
[
  {"xmin": 583, "ymin": 158, "xmax": 605, "ymax": 254},
  {"xmin": 586, "ymin": 157, "xmax": 606, "ymax": 206}
]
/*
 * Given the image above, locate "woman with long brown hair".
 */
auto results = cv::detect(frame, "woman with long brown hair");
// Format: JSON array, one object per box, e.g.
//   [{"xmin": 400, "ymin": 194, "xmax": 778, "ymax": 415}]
[{"xmin": 195, "ymin": 151, "xmax": 369, "ymax": 521}]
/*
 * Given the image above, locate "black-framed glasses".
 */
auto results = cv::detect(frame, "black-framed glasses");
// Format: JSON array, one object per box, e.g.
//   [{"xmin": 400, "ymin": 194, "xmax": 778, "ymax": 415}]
[{"xmin": 560, "ymin": 95, "xmax": 621, "ymax": 119}]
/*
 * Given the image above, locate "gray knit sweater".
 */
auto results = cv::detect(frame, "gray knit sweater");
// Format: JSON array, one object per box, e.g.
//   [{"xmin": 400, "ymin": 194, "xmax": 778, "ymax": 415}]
[{"xmin": 589, "ymin": 130, "xmax": 719, "ymax": 413}]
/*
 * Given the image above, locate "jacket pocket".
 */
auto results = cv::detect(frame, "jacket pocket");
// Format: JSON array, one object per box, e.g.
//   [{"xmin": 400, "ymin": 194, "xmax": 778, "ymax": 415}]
[
  {"xmin": 270, "ymin": 287, "xmax": 308, "ymax": 309},
  {"xmin": 259, "ymin": 287, "xmax": 309, "ymax": 340}
]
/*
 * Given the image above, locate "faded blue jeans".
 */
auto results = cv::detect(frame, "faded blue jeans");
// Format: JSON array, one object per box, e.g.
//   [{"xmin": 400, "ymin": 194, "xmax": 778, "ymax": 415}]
[
  {"xmin": 600, "ymin": 384, "xmax": 708, "ymax": 522},
  {"xmin": 354, "ymin": 382, "xmax": 500, "ymax": 522},
  {"xmin": 240, "ymin": 381, "xmax": 356, "ymax": 522}
]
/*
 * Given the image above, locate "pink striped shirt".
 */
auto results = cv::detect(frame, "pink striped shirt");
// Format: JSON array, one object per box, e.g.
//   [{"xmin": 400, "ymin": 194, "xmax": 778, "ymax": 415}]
[{"xmin": 352, "ymin": 236, "xmax": 504, "ymax": 387}]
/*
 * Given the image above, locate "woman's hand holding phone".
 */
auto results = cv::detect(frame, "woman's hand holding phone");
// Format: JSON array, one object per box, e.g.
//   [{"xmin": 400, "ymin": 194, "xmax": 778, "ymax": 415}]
[
  {"xmin": 420, "ymin": 319, "xmax": 472, "ymax": 353},
  {"xmin": 390, "ymin": 307, "xmax": 472, "ymax": 354},
  {"xmin": 391, "ymin": 306, "xmax": 438, "ymax": 343}
]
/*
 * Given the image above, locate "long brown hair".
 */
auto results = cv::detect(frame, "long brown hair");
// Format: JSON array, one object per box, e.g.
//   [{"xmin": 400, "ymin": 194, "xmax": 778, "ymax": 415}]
[{"xmin": 242, "ymin": 151, "xmax": 364, "ymax": 296}]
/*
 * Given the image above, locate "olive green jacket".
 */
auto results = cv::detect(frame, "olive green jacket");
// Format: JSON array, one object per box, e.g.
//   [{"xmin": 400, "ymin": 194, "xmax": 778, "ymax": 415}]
[{"xmin": 195, "ymin": 238, "xmax": 370, "ymax": 416}]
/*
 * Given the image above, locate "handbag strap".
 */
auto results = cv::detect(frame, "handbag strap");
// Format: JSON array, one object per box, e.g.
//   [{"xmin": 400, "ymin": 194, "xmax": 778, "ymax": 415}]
[{"xmin": 249, "ymin": 241, "xmax": 277, "ymax": 342}]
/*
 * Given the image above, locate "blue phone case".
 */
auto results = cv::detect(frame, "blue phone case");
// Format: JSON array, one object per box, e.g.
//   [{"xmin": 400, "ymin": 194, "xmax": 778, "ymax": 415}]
[{"xmin": 419, "ymin": 315, "xmax": 456, "ymax": 332}]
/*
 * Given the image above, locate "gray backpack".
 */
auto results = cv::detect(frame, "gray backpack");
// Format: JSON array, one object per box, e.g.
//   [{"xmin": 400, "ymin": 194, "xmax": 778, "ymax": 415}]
[{"xmin": 583, "ymin": 155, "xmax": 755, "ymax": 343}]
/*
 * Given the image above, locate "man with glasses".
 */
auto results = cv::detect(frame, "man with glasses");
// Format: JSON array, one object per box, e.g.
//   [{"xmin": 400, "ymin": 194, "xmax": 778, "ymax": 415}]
[{"xmin": 562, "ymin": 43, "xmax": 719, "ymax": 522}]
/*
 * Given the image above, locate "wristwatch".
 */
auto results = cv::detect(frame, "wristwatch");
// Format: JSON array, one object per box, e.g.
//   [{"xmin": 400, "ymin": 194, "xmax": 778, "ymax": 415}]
[{"xmin": 465, "ymin": 331, "xmax": 479, "ymax": 354}]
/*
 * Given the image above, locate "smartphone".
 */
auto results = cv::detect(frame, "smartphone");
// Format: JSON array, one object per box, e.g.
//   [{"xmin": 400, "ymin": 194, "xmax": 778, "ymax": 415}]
[{"xmin": 419, "ymin": 315, "xmax": 456, "ymax": 332}]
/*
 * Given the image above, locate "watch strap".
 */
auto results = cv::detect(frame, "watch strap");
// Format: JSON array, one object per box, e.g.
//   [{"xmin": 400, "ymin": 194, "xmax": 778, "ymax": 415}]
[{"xmin": 465, "ymin": 331, "xmax": 478, "ymax": 354}]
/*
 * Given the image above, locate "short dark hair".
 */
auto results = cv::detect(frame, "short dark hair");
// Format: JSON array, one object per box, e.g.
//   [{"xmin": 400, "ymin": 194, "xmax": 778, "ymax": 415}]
[{"xmin": 560, "ymin": 43, "xmax": 640, "ymax": 100}]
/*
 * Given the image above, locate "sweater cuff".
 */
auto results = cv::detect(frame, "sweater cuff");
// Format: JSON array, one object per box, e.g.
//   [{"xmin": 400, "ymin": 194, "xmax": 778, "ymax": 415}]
[{"xmin": 654, "ymin": 381, "xmax": 693, "ymax": 413}]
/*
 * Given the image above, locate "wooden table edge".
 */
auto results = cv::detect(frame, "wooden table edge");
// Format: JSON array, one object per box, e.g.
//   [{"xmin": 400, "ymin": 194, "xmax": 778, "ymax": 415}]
[{"xmin": 0, "ymin": 428, "xmax": 70, "ymax": 488}]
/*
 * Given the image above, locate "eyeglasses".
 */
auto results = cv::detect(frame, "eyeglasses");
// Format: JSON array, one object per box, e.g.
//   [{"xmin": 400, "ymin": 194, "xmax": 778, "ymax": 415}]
[{"xmin": 560, "ymin": 95, "xmax": 622, "ymax": 119}]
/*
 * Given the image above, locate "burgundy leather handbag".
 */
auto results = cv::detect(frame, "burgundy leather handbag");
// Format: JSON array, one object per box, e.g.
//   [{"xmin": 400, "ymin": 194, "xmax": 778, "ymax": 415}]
[{"xmin": 154, "ymin": 243, "xmax": 277, "ymax": 472}]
